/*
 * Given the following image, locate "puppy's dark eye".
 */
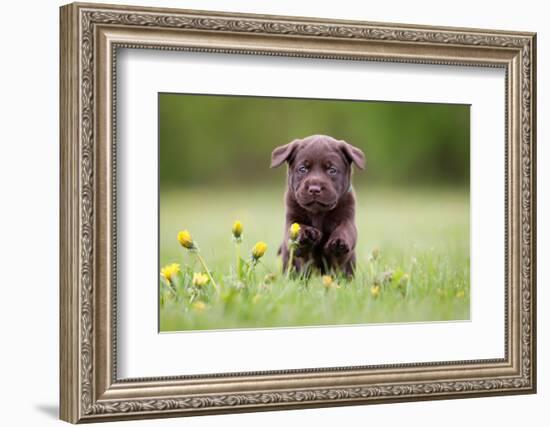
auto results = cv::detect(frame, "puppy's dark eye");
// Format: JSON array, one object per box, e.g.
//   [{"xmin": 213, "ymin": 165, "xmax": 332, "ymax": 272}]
[
  {"xmin": 297, "ymin": 165, "xmax": 308, "ymax": 174},
  {"xmin": 327, "ymin": 166, "xmax": 338, "ymax": 175}
]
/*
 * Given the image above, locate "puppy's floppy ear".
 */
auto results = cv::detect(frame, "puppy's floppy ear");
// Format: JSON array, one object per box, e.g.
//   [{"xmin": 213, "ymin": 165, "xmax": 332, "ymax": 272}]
[
  {"xmin": 270, "ymin": 139, "xmax": 300, "ymax": 168},
  {"xmin": 340, "ymin": 141, "xmax": 366, "ymax": 170}
]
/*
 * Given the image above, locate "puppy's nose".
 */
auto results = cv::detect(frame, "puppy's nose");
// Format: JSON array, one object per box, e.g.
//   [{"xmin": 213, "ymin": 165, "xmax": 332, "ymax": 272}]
[{"xmin": 308, "ymin": 184, "xmax": 322, "ymax": 195}]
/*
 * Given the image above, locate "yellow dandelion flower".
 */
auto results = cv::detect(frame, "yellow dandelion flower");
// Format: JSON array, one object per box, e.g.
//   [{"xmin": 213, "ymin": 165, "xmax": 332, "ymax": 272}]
[
  {"xmin": 192, "ymin": 301, "xmax": 207, "ymax": 312},
  {"xmin": 251, "ymin": 241, "xmax": 267, "ymax": 260},
  {"xmin": 232, "ymin": 220, "xmax": 243, "ymax": 239},
  {"xmin": 289, "ymin": 223, "xmax": 301, "ymax": 241},
  {"xmin": 456, "ymin": 289, "xmax": 465, "ymax": 298},
  {"xmin": 177, "ymin": 230, "xmax": 194, "ymax": 249},
  {"xmin": 322, "ymin": 275, "xmax": 338, "ymax": 289},
  {"xmin": 160, "ymin": 263, "xmax": 180, "ymax": 283},
  {"xmin": 192, "ymin": 272, "xmax": 209, "ymax": 287},
  {"xmin": 321, "ymin": 276, "xmax": 334, "ymax": 288},
  {"xmin": 370, "ymin": 285, "xmax": 381, "ymax": 298}
]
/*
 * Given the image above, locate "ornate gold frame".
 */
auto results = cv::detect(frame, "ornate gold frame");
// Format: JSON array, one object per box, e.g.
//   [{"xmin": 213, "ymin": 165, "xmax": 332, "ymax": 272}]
[{"xmin": 59, "ymin": 2, "xmax": 537, "ymax": 423}]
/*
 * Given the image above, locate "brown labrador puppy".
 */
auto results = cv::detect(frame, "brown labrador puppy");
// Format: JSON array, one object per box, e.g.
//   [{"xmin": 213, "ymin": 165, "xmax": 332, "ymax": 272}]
[{"xmin": 271, "ymin": 135, "xmax": 365, "ymax": 276}]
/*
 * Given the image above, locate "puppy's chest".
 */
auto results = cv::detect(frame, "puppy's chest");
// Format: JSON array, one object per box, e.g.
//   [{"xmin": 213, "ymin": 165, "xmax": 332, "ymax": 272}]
[{"xmin": 310, "ymin": 215, "xmax": 336, "ymax": 237}]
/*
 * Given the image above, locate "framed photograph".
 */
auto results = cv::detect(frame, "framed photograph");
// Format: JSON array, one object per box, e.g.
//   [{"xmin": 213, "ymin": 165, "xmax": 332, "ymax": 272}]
[{"xmin": 60, "ymin": 2, "xmax": 537, "ymax": 423}]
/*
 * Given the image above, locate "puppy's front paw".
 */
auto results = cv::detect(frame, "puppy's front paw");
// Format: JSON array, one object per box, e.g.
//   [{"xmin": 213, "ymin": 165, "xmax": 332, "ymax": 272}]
[
  {"xmin": 325, "ymin": 237, "xmax": 351, "ymax": 257},
  {"xmin": 298, "ymin": 225, "xmax": 322, "ymax": 247}
]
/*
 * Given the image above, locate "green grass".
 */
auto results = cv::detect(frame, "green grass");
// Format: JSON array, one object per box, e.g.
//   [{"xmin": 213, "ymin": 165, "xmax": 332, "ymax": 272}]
[{"xmin": 159, "ymin": 186, "xmax": 470, "ymax": 332}]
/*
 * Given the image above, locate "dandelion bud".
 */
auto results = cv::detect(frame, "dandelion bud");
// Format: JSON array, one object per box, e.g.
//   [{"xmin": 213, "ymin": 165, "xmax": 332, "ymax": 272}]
[
  {"xmin": 251, "ymin": 241, "xmax": 267, "ymax": 260},
  {"xmin": 289, "ymin": 223, "xmax": 300, "ymax": 241},
  {"xmin": 192, "ymin": 272, "xmax": 209, "ymax": 287},
  {"xmin": 372, "ymin": 248, "xmax": 380, "ymax": 260},
  {"xmin": 177, "ymin": 230, "xmax": 195, "ymax": 249},
  {"xmin": 370, "ymin": 285, "xmax": 381, "ymax": 298},
  {"xmin": 160, "ymin": 263, "xmax": 180, "ymax": 283},
  {"xmin": 232, "ymin": 220, "xmax": 243, "ymax": 240}
]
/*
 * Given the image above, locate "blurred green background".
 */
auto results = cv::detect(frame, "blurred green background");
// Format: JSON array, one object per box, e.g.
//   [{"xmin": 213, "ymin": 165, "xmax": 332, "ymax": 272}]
[
  {"xmin": 158, "ymin": 93, "xmax": 470, "ymax": 330},
  {"xmin": 159, "ymin": 94, "xmax": 470, "ymax": 188}
]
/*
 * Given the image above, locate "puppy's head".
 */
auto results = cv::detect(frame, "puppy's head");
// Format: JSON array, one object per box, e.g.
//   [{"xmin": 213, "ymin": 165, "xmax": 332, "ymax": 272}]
[{"xmin": 271, "ymin": 135, "xmax": 365, "ymax": 213}]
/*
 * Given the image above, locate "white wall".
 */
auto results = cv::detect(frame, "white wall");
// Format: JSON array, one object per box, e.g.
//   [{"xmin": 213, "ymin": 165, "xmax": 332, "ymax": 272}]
[{"xmin": 0, "ymin": 0, "xmax": 545, "ymax": 426}]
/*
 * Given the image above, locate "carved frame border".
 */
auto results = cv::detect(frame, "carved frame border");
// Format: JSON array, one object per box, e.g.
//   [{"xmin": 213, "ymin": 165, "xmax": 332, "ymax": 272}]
[{"xmin": 60, "ymin": 2, "xmax": 536, "ymax": 423}]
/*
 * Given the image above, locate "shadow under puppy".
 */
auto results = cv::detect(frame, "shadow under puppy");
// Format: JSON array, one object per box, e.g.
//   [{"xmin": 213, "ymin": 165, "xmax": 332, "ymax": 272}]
[{"xmin": 271, "ymin": 134, "xmax": 365, "ymax": 277}]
